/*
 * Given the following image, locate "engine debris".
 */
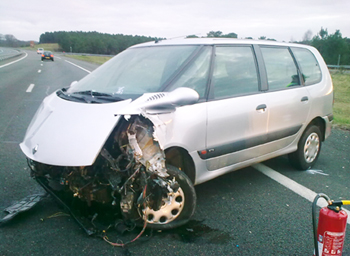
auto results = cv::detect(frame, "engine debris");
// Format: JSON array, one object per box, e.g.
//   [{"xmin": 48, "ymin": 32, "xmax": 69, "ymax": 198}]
[{"xmin": 12, "ymin": 115, "xmax": 184, "ymax": 236}]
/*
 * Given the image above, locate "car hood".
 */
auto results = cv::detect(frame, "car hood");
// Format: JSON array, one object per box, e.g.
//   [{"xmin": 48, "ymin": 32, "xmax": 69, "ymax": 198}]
[
  {"xmin": 20, "ymin": 88, "xmax": 198, "ymax": 167},
  {"xmin": 20, "ymin": 92, "xmax": 132, "ymax": 166}
]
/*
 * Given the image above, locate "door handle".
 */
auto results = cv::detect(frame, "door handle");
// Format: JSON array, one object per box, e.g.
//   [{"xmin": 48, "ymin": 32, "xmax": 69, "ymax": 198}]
[
  {"xmin": 301, "ymin": 96, "xmax": 309, "ymax": 102},
  {"xmin": 256, "ymin": 104, "xmax": 267, "ymax": 112}
]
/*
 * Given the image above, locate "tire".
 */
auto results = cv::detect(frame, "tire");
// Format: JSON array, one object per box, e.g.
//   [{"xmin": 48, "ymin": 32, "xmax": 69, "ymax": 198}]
[
  {"xmin": 288, "ymin": 125, "xmax": 322, "ymax": 170},
  {"xmin": 139, "ymin": 165, "xmax": 196, "ymax": 229}
]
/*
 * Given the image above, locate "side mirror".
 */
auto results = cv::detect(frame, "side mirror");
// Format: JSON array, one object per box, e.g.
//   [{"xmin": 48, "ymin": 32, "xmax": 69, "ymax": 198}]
[
  {"xmin": 166, "ymin": 87, "xmax": 199, "ymax": 106},
  {"xmin": 114, "ymin": 87, "xmax": 199, "ymax": 115}
]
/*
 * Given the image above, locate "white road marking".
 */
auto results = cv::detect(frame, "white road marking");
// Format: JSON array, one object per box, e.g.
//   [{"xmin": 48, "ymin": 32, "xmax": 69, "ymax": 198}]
[
  {"xmin": 26, "ymin": 84, "xmax": 35, "ymax": 92},
  {"xmin": 56, "ymin": 56, "xmax": 61, "ymax": 59},
  {"xmin": 65, "ymin": 60, "xmax": 91, "ymax": 73},
  {"xmin": 38, "ymin": 70, "xmax": 41, "ymax": 73},
  {"xmin": 0, "ymin": 52, "xmax": 28, "ymax": 68},
  {"xmin": 41, "ymin": 64, "xmax": 43, "ymax": 66},
  {"xmin": 253, "ymin": 163, "xmax": 350, "ymax": 225}
]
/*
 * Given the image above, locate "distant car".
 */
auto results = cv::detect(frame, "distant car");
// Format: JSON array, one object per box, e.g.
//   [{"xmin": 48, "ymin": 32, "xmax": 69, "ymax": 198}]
[
  {"xmin": 37, "ymin": 48, "xmax": 44, "ymax": 54},
  {"xmin": 41, "ymin": 51, "xmax": 54, "ymax": 61}
]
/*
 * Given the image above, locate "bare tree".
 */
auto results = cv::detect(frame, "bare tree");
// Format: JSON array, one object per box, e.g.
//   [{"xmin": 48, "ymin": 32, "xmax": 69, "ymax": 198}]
[{"xmin": 302, "ymin": 30, "xmax": 313, "ymax": 42}]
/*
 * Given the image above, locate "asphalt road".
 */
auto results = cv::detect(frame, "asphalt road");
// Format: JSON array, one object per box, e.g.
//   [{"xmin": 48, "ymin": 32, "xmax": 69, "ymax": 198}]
[{"xmin": 0, "ymin": 49, "xmax": 349, "ymax": 256}]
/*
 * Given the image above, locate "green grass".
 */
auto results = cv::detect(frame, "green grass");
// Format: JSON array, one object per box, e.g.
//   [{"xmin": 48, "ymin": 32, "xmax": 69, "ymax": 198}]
[
  {"xmin": 65, "ymin": 55, "xmax": 113, "ymax": 65},
  {"xmin": 331, "ymin": 72, "xmax": 350, "ymax": 130},
  {"xmin": 22, "ymin": 43, "xmax": 60, "ymax": 52}
]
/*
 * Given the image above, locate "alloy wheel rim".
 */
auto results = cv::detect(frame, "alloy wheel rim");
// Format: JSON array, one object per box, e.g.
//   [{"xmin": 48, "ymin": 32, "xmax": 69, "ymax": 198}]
[{"xmin": 304, "ymin": 132, "xmax": 320, "ymax": 163}]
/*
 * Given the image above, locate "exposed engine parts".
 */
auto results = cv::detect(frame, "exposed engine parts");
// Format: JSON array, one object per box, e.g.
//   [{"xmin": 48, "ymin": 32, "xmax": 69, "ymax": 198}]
[{"xmin": 25, "ymin": 115, "xmax": 196, "ymax": 236}]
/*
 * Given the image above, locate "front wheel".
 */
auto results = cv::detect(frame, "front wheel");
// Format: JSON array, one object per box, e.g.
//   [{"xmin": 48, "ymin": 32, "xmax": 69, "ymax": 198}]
[
  {"xmin": 288, "ymin": 125, "xmax": 322, "ymax": 170},
  {"xmin": 140, "ymin": 165, "xmax": 196, "ymax": 229}
]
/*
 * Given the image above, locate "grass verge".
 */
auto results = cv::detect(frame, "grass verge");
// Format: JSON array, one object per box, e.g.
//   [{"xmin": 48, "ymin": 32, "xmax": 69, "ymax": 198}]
[
  {"xmin": 64, "ymin": 55, "xmax": 113, "ymax": 65},
  {"xmin": 331, "ymin": 71, "xmax": 350, "ymax": 130},
  {"xmin": 22, "ymin": 43, "xmax": 60, "ymax": 52}
]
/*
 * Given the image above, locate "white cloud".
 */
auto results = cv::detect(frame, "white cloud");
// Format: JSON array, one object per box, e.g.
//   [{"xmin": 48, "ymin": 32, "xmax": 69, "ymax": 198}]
[{"xmin": 0, "ymin": 0, "xmax": 349, "ymax": 42}]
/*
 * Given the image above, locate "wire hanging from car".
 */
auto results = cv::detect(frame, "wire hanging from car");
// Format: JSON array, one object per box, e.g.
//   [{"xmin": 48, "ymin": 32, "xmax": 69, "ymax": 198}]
[{"xmin": 102, "ymin": 183, "xmax": 148, "ymax": 247}]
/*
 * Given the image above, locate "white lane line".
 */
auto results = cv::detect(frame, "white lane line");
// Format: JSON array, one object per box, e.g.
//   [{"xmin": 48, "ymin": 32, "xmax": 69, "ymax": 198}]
[
  {"xmin": 26, "ymin": 84, "xmax": 35, "ymax": 92},
  {"xmin": 38, "ymin": 70, "xmax": 41, "ymax": 73},
  {"xmin": 65, "ymin": 60, "xmax": 91, "ymax": 73},
  {"xmin": 253, "ymin": 163, "xmax": 350, "ymax": 225},
  {"xmin": 0, "ymin": 52, "xmax": 28, "ymax": 68},
  {"xmin": 56, "ymin": 56, "xmax": 61, "ymax": 59}
]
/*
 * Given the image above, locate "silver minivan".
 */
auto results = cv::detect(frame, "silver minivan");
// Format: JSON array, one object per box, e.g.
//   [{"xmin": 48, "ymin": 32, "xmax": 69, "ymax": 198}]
[{"xmin": 21, "ymin": 38, "xmax": 333, "ymax": 230}]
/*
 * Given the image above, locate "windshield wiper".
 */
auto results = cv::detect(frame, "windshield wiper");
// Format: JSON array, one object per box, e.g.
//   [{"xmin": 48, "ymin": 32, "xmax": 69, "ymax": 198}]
[
  {"xmin": 72, "ymin": 90, "xmax": 114, "ymax": 97},
  {"xmin": 71, "ymin": 90, "xmax": 124, "ymax": 102},
  {"xmin": 57, "ymin": 90, "xmax": 89, "ymax": 103}
]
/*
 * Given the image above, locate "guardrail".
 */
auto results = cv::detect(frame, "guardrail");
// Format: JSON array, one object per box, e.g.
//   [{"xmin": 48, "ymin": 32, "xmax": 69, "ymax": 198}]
[
  {"xmin": 327, "ymin": 65, "xmax": 350, "ymax": 70},
  {"xmin": 63, "ymin": 52, "xmax": 115, "ymax": 57},
  {"xmin": 0, "ymin": 49, "xmax": 23, "ymax": 61}
]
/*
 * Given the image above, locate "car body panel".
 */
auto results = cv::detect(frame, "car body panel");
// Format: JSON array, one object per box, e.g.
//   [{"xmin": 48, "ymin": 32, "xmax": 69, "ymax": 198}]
[
  {"xmin": 20, "ymin": 93, "xmax": 132, "ymax": 166},
  {"xmin": 204, "ymin": 93, "xmax": 268, "ymax": 171},
  {"xmin": 262, "ymin": 86, "xmax": 311, "ymax": 154}
]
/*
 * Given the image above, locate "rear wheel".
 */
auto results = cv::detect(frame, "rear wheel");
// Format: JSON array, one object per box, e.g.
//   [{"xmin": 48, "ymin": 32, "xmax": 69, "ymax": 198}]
[
  {"xmin": 140, "ymin": 165, "xmax": 196, "ymax": 229},
  {"xmin": 288, "ymin": 125, "xmax": 322, "ymax": 170}
]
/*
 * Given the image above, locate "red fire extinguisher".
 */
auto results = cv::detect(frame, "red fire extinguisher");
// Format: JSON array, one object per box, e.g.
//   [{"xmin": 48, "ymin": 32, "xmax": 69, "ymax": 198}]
[{"xmin": 313, "ymin": 193, "xmax": 350, "ymax": 256}]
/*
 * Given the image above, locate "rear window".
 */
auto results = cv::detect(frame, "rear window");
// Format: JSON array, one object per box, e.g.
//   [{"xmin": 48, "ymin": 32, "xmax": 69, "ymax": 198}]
[
  {"xmin": 212, "ymin": 46, "xmax": 259, "ymax": 99},
  {"xmin": 260, "ymin": 47, "xmax": 300, "ymax": 90},
  {"xmin": 291, "ymin": 47, "xmax": 322, "ymax": 86}
]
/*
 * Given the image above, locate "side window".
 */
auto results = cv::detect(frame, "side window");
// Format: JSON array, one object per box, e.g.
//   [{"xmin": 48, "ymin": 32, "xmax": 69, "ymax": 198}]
[
  {"xmin": 167, "ymin": 47, "xmax": 211, "ymax": 98},
  {"xmin": 291, "ymin": 47, "xmax": 322, "ymax": 86},
  {"xmin": 212, "ymin": 46, "xmax": 259, "ymax": 99},
  {"xmin": 260, "ymin": 47, "xmax": 300, "ymax": 90}
]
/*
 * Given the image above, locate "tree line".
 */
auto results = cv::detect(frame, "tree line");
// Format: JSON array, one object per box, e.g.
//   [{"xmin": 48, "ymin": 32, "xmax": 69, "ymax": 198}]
[
  {"xmin": 306, "ymin": 28, "xmax": 350, "ymax": 65},
  {"xmin": 39, "ymin": 31, "xmax": 163, "ymax": 55},
  {"xmin": 0, "ymin": 34, "xmax": 30, "ymax": 47},
  {"xmin": 1, "ymin": 29, "xmax": 349, "ymax": 65},
  {"xmin": 199, "ymin": 29, "xmax": 350, "ymax": 65}
]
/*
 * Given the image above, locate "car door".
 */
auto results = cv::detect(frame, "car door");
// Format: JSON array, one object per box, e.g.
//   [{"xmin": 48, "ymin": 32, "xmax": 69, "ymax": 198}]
[
  {"xmin": 258, "ymin": 46, "xmax": 311, "ymax": 155},
  {"xmin": 202, "ymin": 45, "xmax": 269, "ymax": 171}
]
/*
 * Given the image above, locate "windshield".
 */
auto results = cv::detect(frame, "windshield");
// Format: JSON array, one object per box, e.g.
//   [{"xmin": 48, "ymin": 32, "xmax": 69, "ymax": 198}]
[{"xmin": 66, "ymin": 45, "xmax": 199, "ymax": 100}]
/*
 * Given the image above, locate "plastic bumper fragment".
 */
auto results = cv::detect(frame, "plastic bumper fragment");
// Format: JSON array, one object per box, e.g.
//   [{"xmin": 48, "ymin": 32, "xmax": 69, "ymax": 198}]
[{"xmin": 0, "ymin": 193, "xmax": 48, "ymax": 224}]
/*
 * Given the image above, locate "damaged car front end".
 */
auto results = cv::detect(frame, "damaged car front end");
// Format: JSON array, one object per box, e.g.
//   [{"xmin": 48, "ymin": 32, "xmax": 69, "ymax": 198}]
[{"xmin": 19, "ymin": 44, "xmax": 204, "ymax": 232}]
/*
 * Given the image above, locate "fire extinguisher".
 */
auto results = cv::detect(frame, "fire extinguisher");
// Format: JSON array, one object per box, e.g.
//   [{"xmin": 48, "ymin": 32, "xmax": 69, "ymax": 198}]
[{"xmin": 312, "ymin": 193, "xmax": 350, "ymax": 256}]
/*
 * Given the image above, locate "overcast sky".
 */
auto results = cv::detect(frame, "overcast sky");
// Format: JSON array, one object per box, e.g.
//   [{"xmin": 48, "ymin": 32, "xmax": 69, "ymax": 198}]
[{"xmin": 1, "ymin": 0, "xmax": 350, "ymax": 42}]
